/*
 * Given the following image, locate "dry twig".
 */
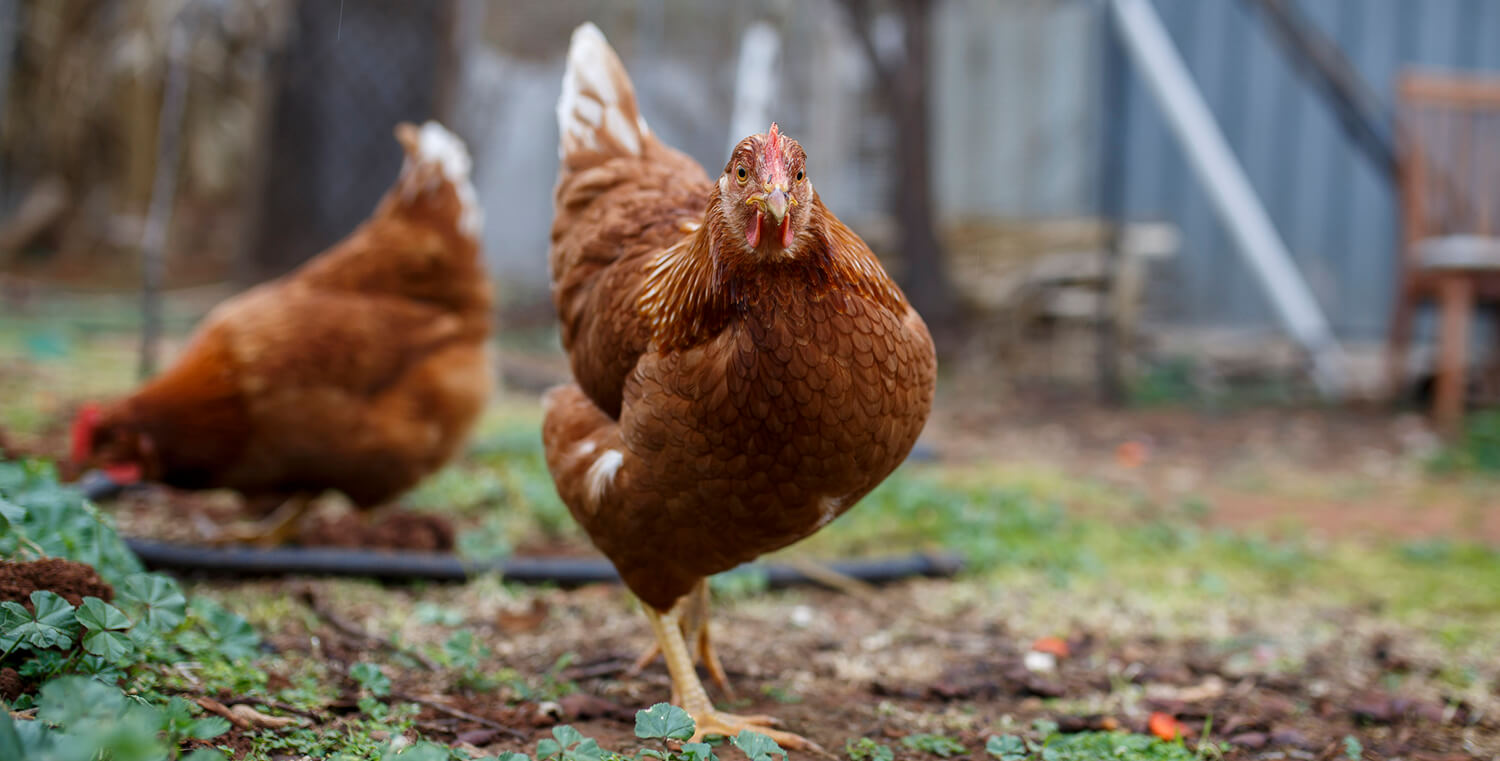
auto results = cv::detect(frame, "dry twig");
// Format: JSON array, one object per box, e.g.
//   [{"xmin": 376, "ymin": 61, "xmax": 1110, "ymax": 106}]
[{"xmin": 390, "ymin": 691, "xmax": 528, "ymax": 740}]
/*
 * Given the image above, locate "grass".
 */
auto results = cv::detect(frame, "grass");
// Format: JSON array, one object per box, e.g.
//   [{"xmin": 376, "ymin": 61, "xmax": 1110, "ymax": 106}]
[
  {"xmin": 422, "ymin": 404, "xmax": 1500, "ymax": 647},
  {"xmin": 404, "ymin": 406, "xmax": 1500, "ymax": 668},
  {"xmin": 1126, "ymin": 355, "xmax": 1306, "ymax": 411},
  {"xmin": 1430, "ymin": 408, "xmax": 1500, "ymax": 474}
]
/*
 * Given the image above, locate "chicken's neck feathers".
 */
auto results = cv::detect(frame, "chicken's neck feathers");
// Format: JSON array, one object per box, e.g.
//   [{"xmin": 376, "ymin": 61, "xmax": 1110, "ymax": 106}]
[{"xmin": 639, "ymin": 189, "xmax": 907, "ymax": 352}]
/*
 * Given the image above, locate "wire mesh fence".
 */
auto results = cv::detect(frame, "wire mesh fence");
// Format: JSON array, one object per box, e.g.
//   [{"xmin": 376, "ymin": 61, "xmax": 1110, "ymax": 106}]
[{"xmin": 246, "ymin": 0, "xmax": 456, "ymax": 281}]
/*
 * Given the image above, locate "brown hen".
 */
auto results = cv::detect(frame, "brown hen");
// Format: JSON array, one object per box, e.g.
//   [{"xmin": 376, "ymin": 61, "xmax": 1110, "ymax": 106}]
[
  {"xmin": 74, "ymin": 122, "xmax": 492, "ymax": 544},
  {"xmin": 542, "ymin": 24, "xmax": 935, "ymax": 747}
]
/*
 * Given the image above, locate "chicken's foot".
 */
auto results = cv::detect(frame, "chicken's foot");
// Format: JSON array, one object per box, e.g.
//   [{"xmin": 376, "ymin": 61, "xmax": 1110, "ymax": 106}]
[
  {"xmin": 642, "ymin": 596, "xmax": 819, "ymax": 752},
  {"xmin": 194, "ymin": 495, "xmax": 311, "ymax": 547}
]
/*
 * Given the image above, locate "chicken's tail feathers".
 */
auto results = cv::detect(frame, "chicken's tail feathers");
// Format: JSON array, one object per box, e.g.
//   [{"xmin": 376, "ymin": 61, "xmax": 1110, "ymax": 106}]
[
  {"xmin": 556, "ymin": 22, "xmax": 650, "ymax": 170},
  {"xmin": 392, "ymin": 120, "xmax": 483, "ymax": 240}
]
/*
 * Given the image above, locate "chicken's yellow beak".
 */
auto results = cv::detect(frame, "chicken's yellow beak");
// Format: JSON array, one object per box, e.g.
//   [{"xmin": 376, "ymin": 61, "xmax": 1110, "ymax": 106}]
[{"xmin": 747, "ymin": 183, "xmax": 796, "ymax": 225}]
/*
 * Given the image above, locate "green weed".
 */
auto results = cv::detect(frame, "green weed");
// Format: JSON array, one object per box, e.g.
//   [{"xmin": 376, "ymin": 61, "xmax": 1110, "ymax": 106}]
[
  {"xmin": 1, "ymin": 457, "xmax": 263, "ymax": 759},
  {"xmin": 901, "ymin": 733, "xmax": 966, "ymax": 758},
  {"xmin": 845, "ymin": 737, "xmax": 894, "ymax": 761},
  {"xmin": 1430, "ymin": 409, "xmax": 1500, "ymax": 474}
]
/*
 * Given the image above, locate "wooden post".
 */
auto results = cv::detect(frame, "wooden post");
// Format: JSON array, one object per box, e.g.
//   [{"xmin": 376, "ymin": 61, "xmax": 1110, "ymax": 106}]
[
  {"xmin": 1433, "ymin": 274, "xmax": 1472, "ymax": 433},
  {"xmin": 835, "ymin": 0, "xmax": 958, "ymax": 347},
  {"xmin": 138, "ymin": 8, "xmax": 194, "ymax": 379},
  {"xmin": 431, "ymin": 0, "xmax": 465, "ymax": 127},
  {"xmin": 1096, "ymin": 8, "xmax": 1130, "ymax": 406}
]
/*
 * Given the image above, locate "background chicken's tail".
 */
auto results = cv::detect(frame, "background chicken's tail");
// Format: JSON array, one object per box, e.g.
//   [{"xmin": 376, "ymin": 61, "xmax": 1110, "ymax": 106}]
[
  {"xmin": 556, "ymin": 22, "xmax": 650, "ymax": 172},
  {"xmin": 391, "ymin": 121, "xmax": 482, "ymax": 240}
]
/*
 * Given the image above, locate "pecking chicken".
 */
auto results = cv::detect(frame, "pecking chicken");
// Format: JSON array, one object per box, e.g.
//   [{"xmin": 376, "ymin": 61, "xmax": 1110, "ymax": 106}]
[
  {"xmin": 541, "ymin": 24, "xmax": 936, "ymax": 748},
  {"xmin": 73, "ymin": 121, "xmax": 492, "ymax": 545}
]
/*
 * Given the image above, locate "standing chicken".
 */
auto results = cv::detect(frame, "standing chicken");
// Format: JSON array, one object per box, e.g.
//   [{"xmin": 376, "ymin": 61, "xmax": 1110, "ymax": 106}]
[
  {"xmin": 542, "ymin": 24, "xmax": 936, "ymax": 747},
  {"xmin": 73, "ymin": 122, "xmax": 492, "ymax": 544}
]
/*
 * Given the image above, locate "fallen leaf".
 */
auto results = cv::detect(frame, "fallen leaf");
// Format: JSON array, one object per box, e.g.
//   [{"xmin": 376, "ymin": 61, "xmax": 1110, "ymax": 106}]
[
  {"xmin": 191, "ymin": 696, "xmax": 305, "ymax": 731},
  {"xmin": 558, "ymin": 693, "xmax": 632, "ymax": 722},
  {"xmin": 1270, "ymin": 729, "xmax": 1309, "ymax": 748},
  {"xmin": 455, "ymin": 742, "xmax": 490, "ymax": 758},
  {"xmin": 1350, "ymin": 692, "xmax": 1410, "ymax": 725},
  {"xmin": 497, "ymin": 599, "xmax": 550, "ymax": 633},
  {"xmin": 1160, "ymin": 676, "xmax": 1225, "ymax": 703},
  {"xmin": 456, "ymin": 729, "xmax": 500, "ymax": 746},
  {"xmin": 229, "ymin": 703, "xmax": 302, "ymax": 729},
  {"xmin": 193, "ymin": 697, "xmax": 251, "ymax": 730},
  {"xmin": 1228, "ymin": 732, "xmax": 1267, "ymax": 749}
]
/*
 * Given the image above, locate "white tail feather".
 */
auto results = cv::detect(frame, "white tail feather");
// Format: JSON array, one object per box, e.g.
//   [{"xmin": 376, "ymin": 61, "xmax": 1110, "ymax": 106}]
[
  {"xmin": 557, "ymin": 23, "xmax": 649, "ymax": 163},
  {"xmin": 399, "ymin": 121, "xmax": 482, "ymax": 239},
  {"xmin": 585, "ymin": 448, "xmax": 624, "ymax": 504}
]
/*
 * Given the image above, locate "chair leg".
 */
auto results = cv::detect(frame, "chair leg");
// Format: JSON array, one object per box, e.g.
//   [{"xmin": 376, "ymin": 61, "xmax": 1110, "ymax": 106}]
[
  {"xmin": 1433, "ymin": 275, "xmax": 1474, "ymax": 434},
  {"xmin": 1488, "ymin": 305, "xmax": 1500, "ymax": 404},
  {"xmin": 1385, "ymin": 288, "xmax": 1417, "ymax": 402}
]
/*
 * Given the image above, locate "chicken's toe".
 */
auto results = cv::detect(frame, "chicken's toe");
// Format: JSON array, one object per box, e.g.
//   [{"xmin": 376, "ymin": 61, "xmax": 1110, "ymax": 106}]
[{"xmin": 687, "ymin": 710, "xmax": 820, "ymax": 753}]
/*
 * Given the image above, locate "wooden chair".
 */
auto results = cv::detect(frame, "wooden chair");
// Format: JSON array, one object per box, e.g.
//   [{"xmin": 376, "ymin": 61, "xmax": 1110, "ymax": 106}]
[{"xmin": 1387, "ymin": 70, "xmax": 1500, "ymax": 432}]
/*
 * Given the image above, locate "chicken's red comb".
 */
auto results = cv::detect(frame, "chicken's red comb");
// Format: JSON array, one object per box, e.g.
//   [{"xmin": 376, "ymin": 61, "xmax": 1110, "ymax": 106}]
[
  {"xmin": 70, "ymin": 402, "xmax": 102, "ymax": 464},
  {"xmin": 764, "ymin": 122, "xmax": 783, "ymax": 164}
]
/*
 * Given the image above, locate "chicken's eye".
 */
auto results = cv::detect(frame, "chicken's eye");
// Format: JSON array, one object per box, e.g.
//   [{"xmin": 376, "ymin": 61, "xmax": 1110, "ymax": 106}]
[
  {"xmin": 796, "ymin": 169, "xmax": 804, "ymax": 182},
  {"xmin": 736, "ymin": 166, "xmax": 748, "ymax": 184}
]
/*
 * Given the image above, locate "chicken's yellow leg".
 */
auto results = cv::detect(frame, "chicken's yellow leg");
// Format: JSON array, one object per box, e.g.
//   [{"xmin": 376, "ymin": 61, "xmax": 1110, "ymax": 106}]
[
  {"xmin": 197, "ymin": 495, "xmax": 311, "ymax": 547},
  {"xmin": 642, "ymin": 599, "xmax": 818, "ymax": 751},
  {"xmin": 628, "ymin": 580, "xmax": 734, "ymax": 697}
]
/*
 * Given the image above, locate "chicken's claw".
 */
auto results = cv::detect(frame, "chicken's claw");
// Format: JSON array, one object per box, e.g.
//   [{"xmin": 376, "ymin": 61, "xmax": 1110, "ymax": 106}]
[{"xmin": 686, "ymin": 710, "xmax": 821, "ymax": 752}]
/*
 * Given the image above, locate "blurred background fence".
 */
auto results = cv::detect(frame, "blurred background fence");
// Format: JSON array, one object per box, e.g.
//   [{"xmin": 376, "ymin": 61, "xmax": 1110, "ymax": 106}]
[
  {"xmin": 249, "ymin": 0, "xmax": 458, "ymax": 281},
  {"xmin": 3, "ymin": 0, "xmax": 1500, "ymax": 394}
]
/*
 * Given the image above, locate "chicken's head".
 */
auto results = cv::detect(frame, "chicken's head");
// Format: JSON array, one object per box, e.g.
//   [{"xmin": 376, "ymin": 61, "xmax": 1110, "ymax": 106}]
[
  {"xmin": 718, "ymin": 123, "xmax": 812, "ymax": 256},
  {"xmin": 71, "ymin": 402, "xmax": 149, "ymax": 485}
]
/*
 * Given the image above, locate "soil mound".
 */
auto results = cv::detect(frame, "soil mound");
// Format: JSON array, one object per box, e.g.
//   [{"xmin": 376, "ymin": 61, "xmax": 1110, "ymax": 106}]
[{"xmin": 0, "ymin": 557, "xmax": 114, "ymax": 608}]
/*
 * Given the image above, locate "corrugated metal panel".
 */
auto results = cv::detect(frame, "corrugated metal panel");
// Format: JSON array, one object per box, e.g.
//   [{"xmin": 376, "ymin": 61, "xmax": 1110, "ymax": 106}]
[
  {"xmin": 932, "ymin": 0, "xmax": 1097, "ymax": 219},
  {"xmin": 452, "ymin": 0, "xmax": 1500, "ymax": 340},
  {"xmin": 1118, "ymin": 0, "xmax": 1500, "ymax": 339}
]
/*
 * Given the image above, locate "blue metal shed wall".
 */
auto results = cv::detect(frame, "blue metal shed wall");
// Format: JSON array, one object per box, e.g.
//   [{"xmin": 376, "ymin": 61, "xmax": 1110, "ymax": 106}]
[{"xmin": 1118, "ymin": 0, "xmax": 1500, "ymax": 339}]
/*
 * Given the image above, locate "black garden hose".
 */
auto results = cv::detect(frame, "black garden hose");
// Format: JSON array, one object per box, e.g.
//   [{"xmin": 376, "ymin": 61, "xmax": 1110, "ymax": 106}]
[
  {"xmin": 122, "ymin": 537, "xmax": 962, "ymax": 588},
  {"xmin": 78, "ymin": 470, "xmax": 130, "ymax": 502},
  {"xmin": 84, "ymin": 468, "xmax": 962, "ymax": 588}
]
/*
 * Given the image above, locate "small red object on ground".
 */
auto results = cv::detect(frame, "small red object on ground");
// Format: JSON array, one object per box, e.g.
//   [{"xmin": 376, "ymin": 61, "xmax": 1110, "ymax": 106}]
[
  {"xmin": 1030, "ymin": 636, "xmax": 1070, "ymax": 658},
  {"xmin": 1148, "ymin": 712, "xmax": 1190, "ymax": 741}
]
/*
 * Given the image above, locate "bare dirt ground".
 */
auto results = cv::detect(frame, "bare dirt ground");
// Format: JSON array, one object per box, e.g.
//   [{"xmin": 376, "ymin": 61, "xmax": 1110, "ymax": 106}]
[
  {"xmin": 181, "ymin": 569, "xmax": 1496, "ymax": 761},
  {"xmin": 925, "ymin": 387, "xmax": 1498, "ymax": 545}
]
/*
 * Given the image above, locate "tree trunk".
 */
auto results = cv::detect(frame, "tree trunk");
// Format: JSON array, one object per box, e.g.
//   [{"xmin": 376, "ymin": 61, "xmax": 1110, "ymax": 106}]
[
  {"xmin": 1096, "ymin": 10, "xmax": 1130, "ymax": 405},
  {"xmin": 837, "ymin": 0, "xmax": 958, "ymax": 346},
  {"xmin": 888, "ymin": 0, "xmax": 957, "ymax": 342},
  {"xmin": 243, "ymin": 0, "xmax": 449, "ymax": 283}
]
